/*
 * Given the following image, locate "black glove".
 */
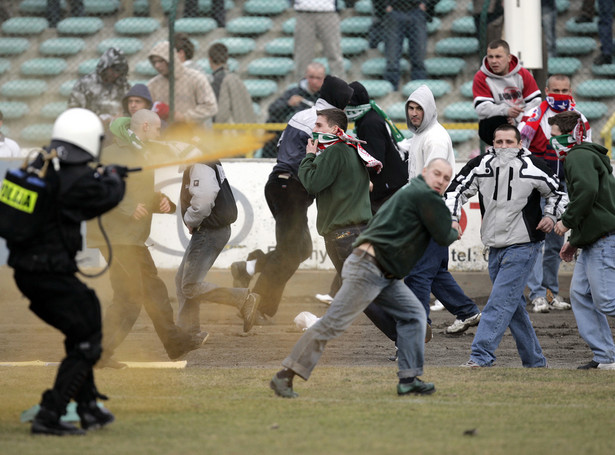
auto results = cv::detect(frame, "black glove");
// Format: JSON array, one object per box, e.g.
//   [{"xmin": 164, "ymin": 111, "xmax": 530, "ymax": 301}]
[{"xmin": 104, "ymin": 165, "xmax": 129, "ymax": 179}]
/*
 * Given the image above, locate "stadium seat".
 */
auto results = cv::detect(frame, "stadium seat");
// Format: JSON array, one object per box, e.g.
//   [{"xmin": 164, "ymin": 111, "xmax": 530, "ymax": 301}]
[
  {"xmin": 340, "ymin": 17, "xmax": 372, "ymax": 36},
  {"xmin": 20, "ymin": 124, "xmax": 54, "ymax": 144},
  {"xmin": 213, "ymin": 37, "xmax": 256, "ymax": 55},
  {"xmin": 97, "ymin": 38, "xmax": 144, "ymax": 55},
  {"xmin": 0, "ymin": 59, "xmax": 10, "ymax": 75},
  {"xmin": 313, "ymin": 57, "xmax": 353, "ymax": 74},
  {"xmin": 195, "ymin": 58, "xmax": 240, "ymax": 73},
  {"xmin": 425, "ymin": 57, "xmax": 466, "ymax": 77},
  {"xmin": 248, "ymin": 58, "xmax": 294, "ymax": 77},
  {"xmin": 40, "ymin": 101, "xmax": 68, "ymax": 119},
  {"xmin": 265, "ymin": 37, "xmax": 294, "ymax": 56},
  {"xmin": 200, "ymin": 0, "xmax": 236, "ymax": 14},
  {"xmin": 435, "ymin": 37, "xmax": 479, "ymax": 56},
  {"xmin": 451, "ymin": 16, "xmax": 476, "ymax": 35},
  {"xmin": 548, "ymin": 57, "xmax": 582, "ymax": 76},
  {"xmin": 115, "ymin": 17, "xmax": 161, "ymax": 35},
  {"xmin": 39, "ymin": 38, "xmax": 86, "ymax": 56},
  {"xmin": 576, "ymin": 79, "xmax": 615, "ymax": 98},
  {"xmin": 434, "ymin": 0, "xmax": 456, "ymax": 15},
  {"xmin": 0, "ymin": 101, "xmax": 29, "ymax": 119},
  {"xmin": 282, "ymin": 18, "xmax": 295, "ymax": 35},
  {"xmin": 402, "ymin": 80, "xmax": 452, "ymax": 98},
  {"xmin": 448, "ymin": 129, "xmax": 476, "ymax": 143},
  {"xmin": 575, "ymin": 101, "xmax": 608, "ymax": 120},
  {"xmin": 565, "ymin": 17, "xmax": 598, "ymax": 35},
  {"xmin": 243, "ymin": 0, "xmax": 288, "ymax": 15},
  {"xmin": 1, "ymin": 79, "xmax": 48, "ymax": 98},
  {"xmin": 386, "ymin": 102, "xmax": 407, "ymax": 122},
  {"xmin": 358, "ymin": 80, "xmax": 394, "ymax": 98},
  {"xmin": 59, "ymin": 80, "xmax": 76, "ymax": 97},
  {"xmin": 341, "ymin": 38, "xmax": 369, "ymax": 56},
  {"xmin": 556, "ymin": 37, "xmax": 596, "ymax": 56},
  {"xmin": 174, "ymin": 18, "xmax": 218, "ymax": 34},
  {"xmin": 591, "ymin": 62, "xmax": 615, "ymax": 77},
  {"xmin": 1, "ymin": 17, "xmax": 48, "ymax": 35},
  {"xmin": 427, "ymin": 18, "xmax": 442, "ymax": 35},
  {"xmin": 133, "ymin": 0, "xmax": 171, "ymax": 14},
  {"xmin": 244, "ymin": 79, "xmax": 278, "ymax": 98},
  {"xmin": 78, "ymin": 59, "xmax": 99, "ymax": 75},
  {"xmin": 57, "ymin": 17, "xmax": 104, "ymax": 35},
  {"xmin": 0, "ymin": 38, "xmax": 30, "ymax": 56},
  {"xmin": 252, "ymin": 102, "xmax": 261, "ymax": 117},
  {"xmin": 83, "ymin": 0, "xmax": 120, "ymax": 14},
  {"xmin": 135, "ymin": 60, "xmax": 158, "ymax": 77},
  {"xmin": 19, "ymin": 0, "xmax": 64, "ymax": 14},
  {"xmin": 354, "ymin": 0, "xmax": 372, "ymax": 14},
  {"xmin": 460, "ymin": 80, "xmax": 474, "ymax": 98},
  {"xmin": 361, "ymin": 57, "xmax": 409, "ymax": 76},
  {"xmin": 20, "ymin": 58, "xmax": 67, "ymax": 77},
  {"xmin": 444, "ymin": 102, "xmax": 478, "ymax": 121},
  {"xmin": 556, "ymin": 0, "xmax": 570, "ymax": 13},
  {"xmin": 226, "ymin": 16, "xmax": 273, "ymax": 35}
]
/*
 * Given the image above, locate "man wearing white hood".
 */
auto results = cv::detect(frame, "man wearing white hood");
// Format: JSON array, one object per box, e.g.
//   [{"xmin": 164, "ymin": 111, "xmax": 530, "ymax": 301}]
[{"xmin": 400, "ymin": 85, "xmax": 482, "ymax": 340}]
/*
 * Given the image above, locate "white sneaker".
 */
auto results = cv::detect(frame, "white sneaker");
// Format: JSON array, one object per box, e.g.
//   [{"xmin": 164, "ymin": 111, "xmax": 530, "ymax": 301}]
[
  {"xmin": 315, "ymin": 293, "xmax": 334, "ymax": 305},
  {"xmin": 597, "ymin": 362, "xmax": 615, "ymax": 370},
  {"xmin": 446, "ymin": 312, "xmax": 481, "ymax": 334},
  {"xmin": 548, "ymin": 294, "xmax": 571, "ymax": 310},
  {"xmin": 430, "ymin": 299, "xmax": 445, "ymax": 311},
  {"xmin": 460, "ymin": 359, "xmax": 482, "ymax": 368},
  {"xmin": 531, "ymin": 297, "xmax": 550, "ymax": 313}
]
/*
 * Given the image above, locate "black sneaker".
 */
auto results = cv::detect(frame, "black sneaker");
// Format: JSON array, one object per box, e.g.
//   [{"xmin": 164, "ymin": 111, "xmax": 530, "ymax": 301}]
[
  {"xmin": 231, "ymin": 261, "xmax": 252, "ymax": 288},
  {"xmin": 577, "ymin": 360, "xmax": 600, "ymax": 370},
  {"xmin": 77, "ymin": 401, "xmax": 115, "ymax": 430},
  {"xmin": 31, "ymin": 407, "xmax": 86, "ymax": 436},
  {"xmin": 397, "ymin": 378, "xmax": 436, "ymax": 396},
  {"xmin": 240, "ymin": 293, "xmax": 261, "ymax": 332},
  {"xmin": 594, "ymin": 54, "xmax": 612, "ymax": 65}
]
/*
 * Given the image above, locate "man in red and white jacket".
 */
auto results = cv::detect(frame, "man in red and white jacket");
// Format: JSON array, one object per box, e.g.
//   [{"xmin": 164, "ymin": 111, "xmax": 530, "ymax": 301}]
[{"xmin": 518, "ymin": 74, "xmax": 591, "ymax": 314}]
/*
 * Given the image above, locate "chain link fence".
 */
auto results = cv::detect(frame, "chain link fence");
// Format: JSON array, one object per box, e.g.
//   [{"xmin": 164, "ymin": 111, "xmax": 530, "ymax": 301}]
[{"xmin": 0, "ymin": 0, "xmax": 613, "ymax": 159}]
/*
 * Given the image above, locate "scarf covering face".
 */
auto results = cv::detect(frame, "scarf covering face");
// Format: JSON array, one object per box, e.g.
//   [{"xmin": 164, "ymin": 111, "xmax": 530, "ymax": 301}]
[
  {"xmin": 546, "ymin": 93, "xmax": 573, "ymax": 112},
  {"xmin": 312, "ymin": 129, "xmax": 383, "ymax": 173},
  {"xmin": 549, "ymin": 117, "xmax": 586, "ymax": 159},
  {"xmin": 345, "ymin": 100, "xmax": 405, "ymax": 143},
  {"xmin": 519, "ymin": 97, "xmax": 577, "ymax": 147}
]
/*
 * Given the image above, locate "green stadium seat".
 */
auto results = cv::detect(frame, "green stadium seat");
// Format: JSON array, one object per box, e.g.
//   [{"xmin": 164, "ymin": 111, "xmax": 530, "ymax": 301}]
[
  {"xmin": 435, "ymin": 0, "xmax": 456, "ymax": 15},
  {"xmin": 174, "ymin": 18, "xmax": 218, "ymax": 34},
  {"xmin": 19, "ymin": 0, "xmax": 65, "ymax": 14},
  {"xmin": 402, "ymin": 80, "xmax": 452, "ymax": 98},
  {"xmin": 78, "ymin": 58, "xmax": 99, "ymax": 75},
  {"xmin": 200, "ymin": 0, "xmax": 235, "ymax": 14},
  {"xmin": 20, "ymin": 58, "xmax": 67, "ymax": 77},
  {"xmin": 444, "ymin": 101, "xmax": 478, "ymax": 121},
  {"xmin": 57, "ymin": 17, "xmax": 104, "ymax": 35},
  {"xmin": 83, "ymin": 0, "xmax": 120, "ymax": 14},
  {"xmin": 195, "ymin": 57, "xmax": 239, "ymax": 73},
  {"xmin": 358, "ymin": 80, "xmax": 394, "ymax": 98},
  {"xmin": 227, "ymin": 16, "xmax": 273, "ymax": 35},
  {"xmin": 133, "ymin": 0, "xmax": 169, "ymax": 14},
  {"xmin": 40, "ymin": 102, "xmax": 68, "ymax": 119},
  {"xmin": 591, "ymin": 62, "xmax": 615, "ymax": 76},
  {"xmin": 425, "ymin": 57, "xmax": 466, "ymax": 77},
  {"xmin": 0, "ymin": 38, "xmax": 30, "ymax": 56},
  {"xmin": 20, "ymin": 124, "xmax": 54, "ymax": 144},
  {"xmin": 556, "ymin": 0, "xmax": 570, "ymax": 13},
  {"xmin": 556, "ymin": 37, "xmax": 596, "ymax": 56},
  {"xmin": 244, "ymin": 79, "xmax": 278, "ymax": 98},
  {"xmin": 39, "ymin": 38, "xmax": 86, "ymax": 56},
  {"xmin": 435, "ymin": 37, "xmax": 479, "ymax": 55},
  {"xmin": 0, "ymin": 102, "xmax": 29, "ymax": 119},
  {"xmin": 135, "ymin": 60, "xmax": 158, "ymax": 77},
  {"xmin": 282, "ymin": 18, "xmax": 295, "ymax": 35},
  {"xmin": 361, "ymin": 57, "xmax": 409, "ymax": 76},
  {"xmin": 244, "ymin": 0, "xmax": 287, "ymax": 15},
  {"xmin": 313, "ymin": 57, "xmax": 353, "ymax": 74},
  {"xmin": 451, "ymin": 16, "xmax": 476, "ymax": 35},
  {"xmin": 1, "ymin": 79, "xmax": 48, "ymax": 98},
  {"xmin": 460, "ymin": 80, "xmax": 474, "ymax": 98},
  {"xmin": 1, "ymin": 17, "xmax": 48, "ymax": 35},
  {"xmin": 265, "ymin": 37, "xmax": 294, "ymax": 56},
  {"xmin": 340, "ymin": 17, "xmax": 372, "ymax": 35},
  {"xmin": 427, "ymin": 17, "xmax": 442, "ymax": 35},
  {"xmin": 59, "ymin": 80, "xmax": 77, "ymax": 97},
  {"xmin": 355, "ymin": 0, "xmax": 372, "ymax": 14},
  {"xmin": 97, "ymin": 38, "xmax": 144, "ymax": 55},
  {"xmin": 575, "ymin": 101, "xmax": 608, "ymax": 120},
  {"xmin": 213, "ymin": 37, "xmax": 256, "ymax": 55},
  {"xmin": 448, "ymin": 129, "xmax": 475, "ymax": 143},
  {"xmin": 341, "ymin": 38, "xmax": 369, "ymax": 56},
  {"xmin": 115, "ymin": 17, "xmax": 160, "ymax": 35},
  {"xmin": 248, "ymin": 57, "xmax": 294, "ymax": 77},
  {"xmin": 548, "ymin": 57, "xmax": 582, "ymax": 76},
  {"xmin": 576, "ymin": 79, "xmax": 615, "ymax": 98},
  {"xmin": 0, "ymin": 59, "xmax": 10, "ymax": 75},
  {"xmin": 386, "ymin": 102, "xmax": 407, "ymax": 122},
  {"xmin": 564, "ymin": 17, "xmax": 598, "ymax": 35}
]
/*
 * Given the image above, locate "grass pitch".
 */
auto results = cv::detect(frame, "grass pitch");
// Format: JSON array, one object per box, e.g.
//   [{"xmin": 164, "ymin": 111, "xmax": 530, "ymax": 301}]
[{"xmin": 1, "ymin": 366, "xmax": 613, "ymax": 455}]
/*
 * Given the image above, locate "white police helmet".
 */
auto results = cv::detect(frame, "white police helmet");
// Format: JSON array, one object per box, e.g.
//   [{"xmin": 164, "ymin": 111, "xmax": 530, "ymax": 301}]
[{"xmin": 51, "ymin": 108, "xmax": 104, "ymax": 162}]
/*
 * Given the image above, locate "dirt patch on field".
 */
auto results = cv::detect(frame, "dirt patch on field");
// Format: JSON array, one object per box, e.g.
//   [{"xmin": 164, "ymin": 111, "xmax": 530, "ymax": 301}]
[{"xmin": 0, "ymin": 266, "xmax": 607, "ymax": 370}]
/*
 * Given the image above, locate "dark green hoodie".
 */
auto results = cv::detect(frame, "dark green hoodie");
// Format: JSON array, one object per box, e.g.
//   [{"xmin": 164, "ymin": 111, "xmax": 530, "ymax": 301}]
[{"xmin": 562, "ymin": 142, "xmax": 615, "ymax": 247}]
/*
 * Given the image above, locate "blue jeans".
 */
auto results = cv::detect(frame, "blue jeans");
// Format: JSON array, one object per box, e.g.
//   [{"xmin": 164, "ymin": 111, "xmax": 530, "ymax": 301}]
[
  {"xmin": 527, "ymin": 230, "xmax": 565, "ymax": 300},
  {"xmin": 176, "ymin": 226, "xmax": 248, "ymax": 334},
  {"xmin": 598, "ymin": 0, "xmax": 614, "ymax": 56},
  {"xmin": 383, "ymin": 8, "xmax": 427, "ymax": 88},
  {"xmin": 570, "ymin": 235, "xmax": 615, "ymax": 363},
  {"xmin": 282, "ymin": 250, "xmax": 426, "ymax": 380},
  {"xmin": 404, "ymin": 239, "xmax": 480, "ymax": 324},
  {"xmin": 470, "ymin": 242, "xmax": 547, "ymax": 367}
]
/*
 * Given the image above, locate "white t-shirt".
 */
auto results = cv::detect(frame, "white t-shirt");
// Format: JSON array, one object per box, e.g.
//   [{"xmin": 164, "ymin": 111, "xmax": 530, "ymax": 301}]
[{"xmin": 0, "ymin": 136, "xmax": 21, "ymax": 158}]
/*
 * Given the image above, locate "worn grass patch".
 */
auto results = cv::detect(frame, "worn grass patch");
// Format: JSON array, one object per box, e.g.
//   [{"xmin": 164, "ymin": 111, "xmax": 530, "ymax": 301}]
[{"xmin": 1, "ymin": 366, "xmax": 613, "ymax": 455}]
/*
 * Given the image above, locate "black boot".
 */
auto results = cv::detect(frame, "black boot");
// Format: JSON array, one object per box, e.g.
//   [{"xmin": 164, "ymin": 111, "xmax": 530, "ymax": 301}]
[
  {"xmin": 77, "ymin": 401, "xmax": 115, "ymax": 430},
  {"xmin": 31, "ymin": 406, "xmax": 86, "ymax": 436}
]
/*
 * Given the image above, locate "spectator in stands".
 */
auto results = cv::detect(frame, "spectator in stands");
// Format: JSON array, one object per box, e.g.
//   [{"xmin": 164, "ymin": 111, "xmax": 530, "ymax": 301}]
[
  {"xmin": 68, "ymin": 47, "xmax": 130, "ymax": 127},
  {"xmin": 207, "ymin": 43, "xmax": 256, "ymax": 124},
  {"xmin": 383, "ymin": 1, "xmax": 437, "ymax": 90},
  {"xmin": 594, "ymin": 0, "xmax": 613, "ymax": 65},
  {"xmin": 174, "ymin": 33, "xmax": 202, "ymax": 73},
  {"xmin": 368, "ymin": 0, "xmax": 388, "ymax": 49},
  {"xmin": 472, "ymin": 39, "xmax": 542, "ymax": 145},
  {"xmin": 293, "ymin": 0, "xmax": 345, "ymax": 79},
  {"xmin": 574, "ymin": 0, "xmax": 595, "ymax": 23},
  {"xmin": 0, "ymin": 110, "xmax": 20, "ymax": 158},
  {"xmin": 473, "ymin": 0, "xmax": 503, "ymax": 54},
  {"xmin": 261, "ymin": 62, "xmax": 326, "ymax": 158},
  {"xmin": 147, "ymin": 41, "xmax": 217, "ymax": 125},
  {"xmin": 122, "ymin": 84, "xmax": 153, "ymax": 117},
  {"xmin": 47, "ymin": 0, "xmax": 83, "ymax": 28},
  {"xmin": 519, "ymin": 75, "xmax": 590, "ymax": 314},
  {"xmin": 185, "ymin": 0, "xmax": 225, "ymax": 28}
]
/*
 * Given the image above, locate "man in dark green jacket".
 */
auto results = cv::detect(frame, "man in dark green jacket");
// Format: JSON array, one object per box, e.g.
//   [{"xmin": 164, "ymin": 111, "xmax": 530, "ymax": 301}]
[
  {"xmin": 271, "ymin": 158, "xmax": 459, "ymax": 398},
  {"xmin": 551, "ymin": 111, "xmax": 615, "ymax": 370}
]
